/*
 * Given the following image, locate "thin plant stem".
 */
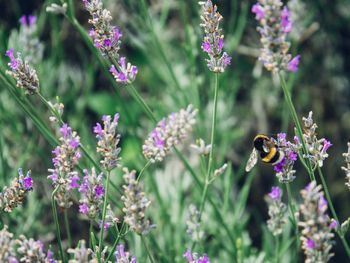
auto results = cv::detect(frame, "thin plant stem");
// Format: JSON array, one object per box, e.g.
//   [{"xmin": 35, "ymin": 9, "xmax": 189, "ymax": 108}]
[
  {"xmin": 89, "ymin": 220, "xmax": 94, "ymax": 249},
  {"xmin": 51, "ymin": 186, "xmax": 65, "ymax": 262},
  {"xmin": 275, "ymin": 235, "xmax": 280, "ymax": 263},
  {"xmin": 317, "ymin": 167, "xmax": 350, "ymax": 259},
  {"xmin": 199, "ymin": 73, "xmax": 219, "ymax": 218},
  {"xmin": 64, "ymin": 209, "xmax": 72, "ymax": 248},
  {"xmin": 106, "ymin": 223, "xmax": 127, "ymax": 261},
  {"xmin": 285, "ymin": 183, "xmax": 300, "ymax": 249},
  {"xmin": 141, "ymin": 235, "xmax": 156, "ymax": 263},
  {"xmin": 98, "ymin": 171, "xmax": 112, "ymax": 255},
  {"xmin": 278, "ymin": 73, "xmax": 315, "ymax": 181},
  {"xmin": 137, "ymin": 161, "xmax": 152, "ymax": 182}
]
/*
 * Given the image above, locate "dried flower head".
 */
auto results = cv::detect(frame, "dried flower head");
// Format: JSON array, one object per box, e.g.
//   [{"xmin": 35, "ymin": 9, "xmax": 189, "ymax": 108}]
[
  {"xmin": 297, "ymin": 182, "xmax": 335, "ymax": 262},
  {"xmin": 79, "ymin": 168, "xmax": 104, "ymax": 219},
  {"xmin": 121, "ymin": 168, "xmax": 152, "ymax": 235},
  {"xmin": 265, "ymin": 186, "xmax": 287, "ymax": 236},
  {"xmin": 114, "ymin": 244, "xmax": 137, "ymax": 263},
  {"xmin": 82, "ymin": 0, "xmax": 138, "ymax": 84},
  {"xmin": 5, "ymin": 48, "xmax": 40, "ymax": 95},
  {"xmin": 0, "ymin": 225, "xmax": 17, "ymax": 261},
  {"xmin": 252, "ymin": 0, "xmax": 300, "ymax": 73},
  {"xmin": 272, "ymin": 133, "xmax": 301, "ymax": 183},
  {"xmin": 186, "ymin": 204, "xmax": 204, "ymax": 242},
  {"xmin": 199, "ymin": 0, "xmax": 231, "ymax": 72},
  {"xmin": 143, "ymin": 105, "xmax": 197, "ymax": 163},
  {"xmin": 0, "ymin": 168, "xmax": 33, "ymax": 213},
  {"xmin": 342, "ymin": 142, "xmax": 350, "ymax": 190},
  {"xmin": 94, "ymin": 113, "xmax": 121, "ymax": 171},
  {"xmin": 183, "ymin": 249, "xmax": 210, "ymax": 263},
  {"xmin": 302, "ymin": 111, "xmax": 332, "ymax": 168},
  {"xmin": 48, "ymin": 99, "xmax": 64, "ymax": 124},
  {"xmin": 191, "ymin": 138, "xmax": 211, "ymax": 155},
  {"xmin": 16, "ymin": 236, "xmax": 52, "ymax": 263},
  {"xmin": 48, "ymin": 123, "xmax": 81, "ymax": 208}
]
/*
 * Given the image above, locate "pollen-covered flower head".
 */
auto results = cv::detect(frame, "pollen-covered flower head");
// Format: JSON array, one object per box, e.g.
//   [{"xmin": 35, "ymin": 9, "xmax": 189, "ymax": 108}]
[
  {"xmin": 265, "ymin": 186, "xmax": 287, "ymax": 236},
  {"xmin": 48, "ymin": 123, "xmax": 81, "ymax": 208},
  {"xmin": 199, "ymin": 0, "xmax": 231, "ymax": 72},
  {"xmin": 0, "ymin": 168, "xmax": 33, "ymax": 213},
  {"xmin": 143, "ymin": 105, "xmax": 197, "ymax": 163},
  {"xmin": 121, "ymin": 168, "xmax": 152, "ymax": 235},
  {"xmin": 78, "ymin": 168, "xmax": 104, "ymax": 219},
  {"xmin": 297, "ymin": 182, "xmax": 335, "ymax": 262},
  {"xmin": 272, "ymin": 133, "xmax": 301, "ymax": 183},
  {"xmin": 94, "ymin": 113, "xmax": 121, "ymax": 171},
  {"xmin": 302, "ymin": 111, "xmax": 332, "ymax": 168},
  {"xmin": 5, "ymin": 48, "xmax": 39, "ymax": 95},
  {"xmin": 252, "ymin": 0, "xmax": 300, "ymax": 73}
]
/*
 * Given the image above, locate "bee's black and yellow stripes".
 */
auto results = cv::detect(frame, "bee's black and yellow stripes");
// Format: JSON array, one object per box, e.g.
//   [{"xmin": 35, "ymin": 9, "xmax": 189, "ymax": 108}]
[{"xmin": 253, "ymin": 134, "xmax": 282, "ymax": 165}]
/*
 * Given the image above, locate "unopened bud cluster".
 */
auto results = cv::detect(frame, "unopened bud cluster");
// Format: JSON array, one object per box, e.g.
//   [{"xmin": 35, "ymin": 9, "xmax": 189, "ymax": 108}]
[
  {"xmin": 302, "ymin": 111, "xmax": 332, "ymax": 168},
  {"xmin": 199, "ymin": 0, "xmax": 231, "ymax": 72},
  {"xmin": 265, "ymin": 186, "xmax": 287, "ymax": 236},
  {"xmin": 5, "ymin": 48, "xmax": 39, "ymax": 95},
  {"xmin": 297, "ymin": 182, "xmax": 334, "ymax": 263},
  {"xmin": 186, "ymin": 204, "xmax": 204, "ymax": 242},
  {"xmin": 252, "ymin": 0, "xmax": 300, "ymax": 73},
  {"xmin": 48, "ymin": 123, "xmax": 81, "ymax": 208},
  {"xmin": 93, "ymin": 113, "xmax": 121, "ymax": 171},
  {"xmin": 121, "ymin": 168, "xmax": 152, "ymax": 235},
  {"xmin": 0, "ymin": 168, "xmax": 33, "ymax": 213},
  {"xmin": 342, "ymin": 142, "xmax": 350, "ymax": 190},
  {"xmin": 143, "ymin": 105, "xmax": 197, "ymax": 163}
]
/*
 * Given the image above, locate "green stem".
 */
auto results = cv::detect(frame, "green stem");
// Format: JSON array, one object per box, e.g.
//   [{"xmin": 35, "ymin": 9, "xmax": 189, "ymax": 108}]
[
  {"xmin": 137, "ymin": 161, "xmax": 152, "ymax": 182},
  {"xmin": 278, "ymin": 73, "xmax": 315, "ymax": 181},
  {"xmin": 89, "ymin": 220, "xmax": 94, "ymax": 249},
  {"xmin": 199, "ymin": 73, "xmax": 219, "ymax": 217},
  {"xmin": 141, "ymin": 235, "xmax": 156, "ymax": 263},
  {"xmin": 64, "ymin": 209, "xmax": 72, "ymax": 248},
  {"xmin": 317, "ymin": 167, "xmax": 350, "ymax": 259},
  {"xmin": 51, "ymin": 186, "xmax": 65, "ymax": 262},
  {"xmin": 275, "ymin": 235, "xmax": 279, "ymax": 263},
  {"xmin": 285, "ymin": 183, "xmax": 300, "ymax": 250},
  {"xmin": 106, "ymin": 223, "xmax": 127, "ymax": 261},
  {"xmin": 98, "ymin": 171, "xmax": 111, "ymax": 255}
]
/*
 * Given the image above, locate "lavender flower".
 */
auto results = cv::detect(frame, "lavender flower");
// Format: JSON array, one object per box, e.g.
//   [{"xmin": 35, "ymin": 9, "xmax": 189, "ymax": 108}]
[
  {"xmin": 0, "ymin": 225, "xmax": 17, "ymax": 261},
  {"xmin": 94, "ymin": 113, "xmax": 121, "ymax": 171},
  {"xmin": 186, "ymin": 204, "xmax": 204, "ymax": 242},
  {"xmin": 265, "ymin": 186, "xmax": 287, "ymax": 236},
  {"xmin": 5, "ymin": 48, "xmax": 39, "ymax": 95},
  {"xmin": 143, "ymin": 105, "xmax": 197, "ymax": 163},
  {"xmin": 297, "ymin": 182, "xmax": 334, "ymax": 262},
  {"xmin": 115, "ymin": 244, "xmax": 137, "ymax": 263},
  {"xmin": 99, "ymin": 204, "xmax": 119, "ymax": 230},
  {"xmin": 82, "ymin": 0, "xmax": 138, "ymax": 84},
  {"xmin": 199, "ymin": 0, "xmax": 231, "ymax": 72},
  {"xmin": 121, "ymin": 168, "xmax": 152, "ymax": 235},
  {"xmin": 67, "ymin": 240, "xmax": 92, "ymax": 262},
  {"xmin": 252, "ymin": 0, "xmax": 300, "ymax": 73},
  {"xmin": 183, "ymin": 249, "xmax": 210, "ymax": 263},
  {"xmin": 78, "ymin": 168, "xmax": 104, "ymax": 219},
  {"xmin": 48, "ymin": 123, "xmax": 81, "ymax": 208},
  {"xmin": 0, "ymin": 168, "xmax": 33, "ymax": 213},
  {"xmin": 272, "ymin": 133, "xmax": 301, "ymax": 183},
  {"xmin": 16, "ymin": 236, "xmax": 53, "ymax": 263},
  {"xmin": 191, "ymin": 139, "xmax": 211, "ymax": 155},
  {"xmin": 288, "ymin": 0, "xmax": 308, "ymax": 41},
  {"xmin": 302, "ymin": 111, "xmax": 332, "ymax": 168},
  {"xmin": 342, "ymin": 142, "xmax": 350, "ymax": 190}
]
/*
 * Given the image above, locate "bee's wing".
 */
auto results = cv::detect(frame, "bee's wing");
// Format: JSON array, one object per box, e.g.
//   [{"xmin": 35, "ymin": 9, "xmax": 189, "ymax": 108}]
[{"xmin": 245, "ymin": 148, "xmax": 258, "ymax": 172}]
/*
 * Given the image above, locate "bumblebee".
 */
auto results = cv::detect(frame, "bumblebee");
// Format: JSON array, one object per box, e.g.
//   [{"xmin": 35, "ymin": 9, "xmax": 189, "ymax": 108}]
[{"xmin": 245, "ymin": 134, "xmax": 285, "ymax": 172}]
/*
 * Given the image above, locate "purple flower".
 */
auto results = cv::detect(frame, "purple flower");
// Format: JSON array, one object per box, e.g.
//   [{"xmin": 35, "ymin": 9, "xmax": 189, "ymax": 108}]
[
  {"xmin": 183, "ymin": 250, "xmax": 193, "ymax": 262},
  {"xmin": 222, "ymin": 52, "xmax": 232, "ymax": 67},
  {"xmin": 19, "ymin": 15, "xmax": 37, "ymax": 26},
  {"xmin": 89, "ymin": 29, "xmax": 96, "ymax": 38},
  {"xmin": 130, "ymin": 66, "xmax": 138, "ymax": 79},
  {"xmin": 79, "ymin": 203, "xmax": 89, "ymax": 214},
  {"xmin": 59, "ymin": 123, "xmax": 71, "ymax": 138},
  {"xmin": 306, "ymin": 238, "xmax": 316, "ymax": 250},
  {"xmin": 277, "ymin": 133, "xmax": 286, "ymax": 142},
  {"xmin": 93, "ymin": 123, "xmax": 103, "ymax": 137},
  {"xmin": 9, "ymin": 258, "xmax": 19, "ymax": 263},
  {"xmin": 251, "ymin": 3, "xmax": 265, "ymax": 20},
  {"xmin": 274, "ymin": 158, "xmax": 286, "ymax": 173},
  {"xmin": 113, "ymin": 27, "xmax": 122, "ymax": 41},
  {"xmin": 281, "ymin": 7, "xmax": 292, "ymax": 33},
  {"xmin": 23, "ymin": 176, "xmax": 33, "ymax": 190},
  {"xmin": 294, "ymin": 136, "xmax": 300, "ymax": 145},
  {"xmin": 287, "ymin": 55, "xmax": 301, "ymax": 73},
  {"xmin": 322, "ymin": 140, "xmax": 332, "ymax": 153},
  {"xmin": 318, "ymin": 195, "xmax": 327, "ymax": 211},
  {"xmin": 268, "ymin": 186, "xmax": 282, "ymax": 200},
  {"xmin": 198, "ymin": 255, "xmax": 210, "ymax": 263},
  {"xmin": 5, "ymin": 48, "xmax": 19, "ymax": 70},
  {"xmin": 201, "ymin": 41, "xmax": 211, "ymax": 53},
  {"xmin": 68, "ymin": 174, "xmax": 80, "ymax": 189},
  {"xmin": 95, "ymin": 185, "xmax": 104, "ymax": 199},
  {"xmin": 103, "ymin": 39, "xmax": 112, "ymax": 47},
  {"xmin": 117, "ymin": 72, "xmax": 127, "ymax": 82},
  {"xmin": 151, "ymin": 130, "xmax": 165, "ymax": 149},
  {"xmin": 94, "ymin": 40, "xmax": 102, "ymax": 49},
  {"xmin": 329, "ymin": 219, "xmax": 338, "ymax": 230},
  {"xmin": 48, "ymin": 173, "xmax": 59, "ymax": 183},
  {"xmin": 288, "ymin": 151, "xmax": 298, "ymax": 161},
  {"xmin": 69, "ymin": 139, "xmax": 80, "ymax": 149},
  {"xmin": 217, "ymin": 38, "xmax": 224, "ymax": 51}
]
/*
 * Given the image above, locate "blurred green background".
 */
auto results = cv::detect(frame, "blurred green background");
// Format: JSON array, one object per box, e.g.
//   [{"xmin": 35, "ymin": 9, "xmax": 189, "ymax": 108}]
[{"xmin": 0, "ymin": 0, "xmax": 350, "ymax": 262}]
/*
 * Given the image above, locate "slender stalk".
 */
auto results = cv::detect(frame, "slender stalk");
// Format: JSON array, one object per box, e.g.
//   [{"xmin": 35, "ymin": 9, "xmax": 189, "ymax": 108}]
[
  {"xmin": 98, "ymin": 171, "xmax": 112, "ymax": 254},
  {"xmin": 106, "ymin": 223, "xmax": 127, "ymax": 261},
  {"xmin": 64, "ymin": 209, "xmax": 72, "ymax": 248},
  {"xmin": 141, "ymin": 235, "xmax": 156, "ymax": 263},
  {"xmin": 89, "ymin": 220, "xmax": 94, "ymax": 249},
  {"xmin": 275, "ymin": 235, "xmax": 280, "ymax": 263},
  {"xmin": 317, "ymin": 167, "xmax": 350, "ymax": 259},
  {"xmin": 278, "ymin": 73, "xmax": 315, "ymax": 181},
  {"xmin": 51, "ymin": 186, "xmax": 65, "ymax": 262},
  {"xmin": 137, "ymin": 161, "xmax": 152, "ymax": 182},
  {"xmin": 285, "ymin": 183, "xmax": 300, "ymax": 250},
  {"xmin": 199, "ymin": 73, "xmax": 219, "ymax": 217}
]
